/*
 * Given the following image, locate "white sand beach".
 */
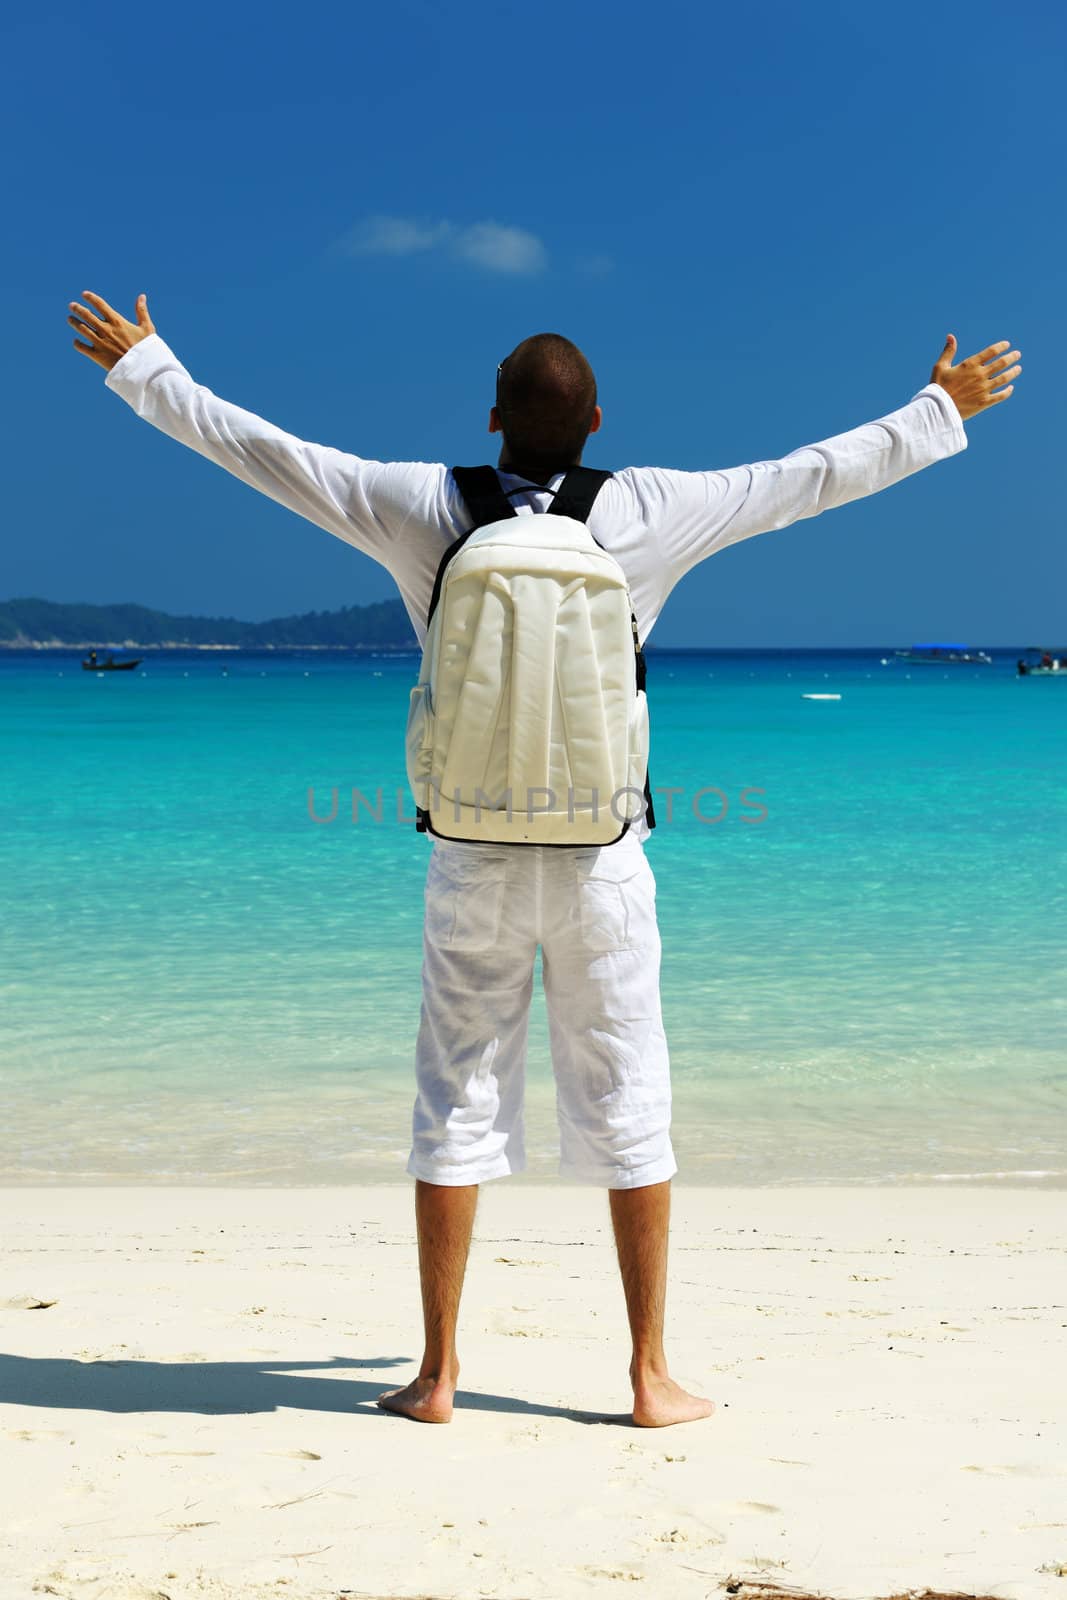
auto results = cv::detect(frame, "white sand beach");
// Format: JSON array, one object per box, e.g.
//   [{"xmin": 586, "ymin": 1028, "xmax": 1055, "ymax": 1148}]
[{"xmin": 2, "ymin": 1183, "xmax": 1065, "ymax": 1600}]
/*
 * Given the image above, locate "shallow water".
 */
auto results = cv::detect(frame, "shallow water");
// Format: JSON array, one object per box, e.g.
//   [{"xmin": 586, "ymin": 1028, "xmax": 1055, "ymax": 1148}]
[{"xmin": 2, "ymin": 646, "xmax": 1064, "ymax": 1186}]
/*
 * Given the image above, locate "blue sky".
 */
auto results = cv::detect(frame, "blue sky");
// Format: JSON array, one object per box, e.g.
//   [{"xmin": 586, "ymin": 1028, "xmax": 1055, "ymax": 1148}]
[{"xmin": 5, "ymin": 0, "xmax": 1062, "ymax": 645}]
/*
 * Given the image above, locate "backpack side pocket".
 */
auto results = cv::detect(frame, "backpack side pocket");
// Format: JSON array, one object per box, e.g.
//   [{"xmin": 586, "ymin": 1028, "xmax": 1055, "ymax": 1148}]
[
  {"xmin": 621, "ymin": 688, "xmax": 649, "ymax": 820},
  {"xmin": 406, "ymin": 682, "xmax": 435, "ymax": 808}
]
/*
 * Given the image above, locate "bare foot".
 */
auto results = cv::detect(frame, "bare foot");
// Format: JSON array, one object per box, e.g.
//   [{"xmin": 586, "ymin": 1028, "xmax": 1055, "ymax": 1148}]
[
  {"xmin": 376, "ymin": 1367, "xmax": 459, "ymax": 1424},
  {"xmin": 631, "ymin": 1372, "xmax": 715, "ymax": 1428}
]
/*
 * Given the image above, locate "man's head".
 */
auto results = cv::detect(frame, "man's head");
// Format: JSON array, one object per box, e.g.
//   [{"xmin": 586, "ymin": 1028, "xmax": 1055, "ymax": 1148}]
[{"xmin": 489, "ymin": 332, "xmax": 602, "ymax": 477}]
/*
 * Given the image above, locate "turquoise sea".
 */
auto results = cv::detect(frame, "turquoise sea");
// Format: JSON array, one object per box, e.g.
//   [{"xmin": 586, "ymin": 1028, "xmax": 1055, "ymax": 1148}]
[{"xmin": 1, "ymin": 647, "xmax": 1064, "ymax": 1188}]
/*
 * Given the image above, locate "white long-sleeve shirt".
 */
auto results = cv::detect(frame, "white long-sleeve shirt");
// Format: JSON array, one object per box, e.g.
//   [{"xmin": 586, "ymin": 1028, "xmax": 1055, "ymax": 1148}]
[
  {"xmin": 105, "ymin": 333, "xmax": 967, "ymax": 650},
  {"xmin": 105, "ymin": 336, "xmax": 968, "ymax": 841}
]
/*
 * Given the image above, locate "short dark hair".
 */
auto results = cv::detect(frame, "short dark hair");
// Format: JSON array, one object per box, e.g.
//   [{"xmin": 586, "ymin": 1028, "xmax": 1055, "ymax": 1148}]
[{"xmin": 495, "ymin": 333, "xmax": 597, "ymax": 473}]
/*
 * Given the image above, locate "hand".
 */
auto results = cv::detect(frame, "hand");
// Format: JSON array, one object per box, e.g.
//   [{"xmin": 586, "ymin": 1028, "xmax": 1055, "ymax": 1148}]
[
  {"xmin": 930, "ymin": 334, "xmax": 1022, "ymax": 422},
  {"xmin": 68, "ymin": 290, "xmax": 156, "ymax": 372}
]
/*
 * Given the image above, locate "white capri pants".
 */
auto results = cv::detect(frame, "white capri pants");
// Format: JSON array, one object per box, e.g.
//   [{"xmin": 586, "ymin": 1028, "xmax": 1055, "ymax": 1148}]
[{"xmin": 406, "ymin": 830, "xmax": 678, "ymax": 1189}]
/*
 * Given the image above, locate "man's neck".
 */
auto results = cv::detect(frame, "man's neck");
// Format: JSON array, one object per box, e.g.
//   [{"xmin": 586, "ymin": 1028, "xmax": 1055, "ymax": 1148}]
[{"xmin": 496, "ymin": 449, "xmax": 581, "ymax": 484}]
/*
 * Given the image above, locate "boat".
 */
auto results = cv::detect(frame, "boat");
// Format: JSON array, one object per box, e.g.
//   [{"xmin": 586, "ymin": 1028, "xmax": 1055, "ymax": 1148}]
[
  {"xmin": 893, "ymin": 643, "xmax": 993, "ymax": 665},
  {"xmin": 1016, "ymin": 647, "xmax": 1067, "ymax": 677},
  {"xmin": 81, "ymin": 651, "xmax": 143, "ymax": 672}
]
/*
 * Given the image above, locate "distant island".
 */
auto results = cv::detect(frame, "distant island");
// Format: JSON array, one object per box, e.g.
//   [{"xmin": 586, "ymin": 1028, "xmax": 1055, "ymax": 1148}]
[{"xmin": 0, "ymin": 596, "xmax": 418, "ymax": 650}]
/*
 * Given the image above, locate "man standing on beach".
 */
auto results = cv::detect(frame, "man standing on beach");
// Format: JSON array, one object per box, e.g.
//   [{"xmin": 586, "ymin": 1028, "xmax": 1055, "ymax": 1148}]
[{"xmin": 69, "ymin": 288, "xmax": 1020, "ymax": 1427}]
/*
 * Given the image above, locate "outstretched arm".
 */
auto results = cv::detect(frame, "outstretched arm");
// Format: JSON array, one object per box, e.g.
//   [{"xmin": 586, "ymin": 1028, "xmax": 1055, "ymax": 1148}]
[
  {"xmin": 624, "ymin": 333, "xmax": 1021, "ymax": 589},
  {"xmin": 68, "ymin": 290, "xmax": 447, "ymax": 575}
]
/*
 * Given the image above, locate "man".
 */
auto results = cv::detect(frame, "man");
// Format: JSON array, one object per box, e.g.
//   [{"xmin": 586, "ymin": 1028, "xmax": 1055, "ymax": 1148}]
[{"xmin": 69, "ymin": 289, "xmax": 1021, "ymax": 1427}]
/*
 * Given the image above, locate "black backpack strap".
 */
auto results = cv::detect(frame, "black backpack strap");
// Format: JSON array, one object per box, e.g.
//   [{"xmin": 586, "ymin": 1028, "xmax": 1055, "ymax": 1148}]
[
  {"xmin": 643, "ymin": 770, "xmax": 656, "ymax": 829},
  {"xmin": 549, "ymin": 466, "xmax": 613, "ymax": 523},
  {"xmin": 451, "ymin": 465, "xmax": 519, "ymax": 529},
  {"xmin": 426, "ymin": 467, "xmax": 520, "ymax": 629},
  {"xmin": 631, "ymin": 615, "xmax": 656, "ymax": 831}
]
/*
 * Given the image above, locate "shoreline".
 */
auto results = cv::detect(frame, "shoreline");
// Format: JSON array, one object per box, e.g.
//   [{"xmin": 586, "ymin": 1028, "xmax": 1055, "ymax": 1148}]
[
  {"xmin": 4, "ymin": 1183, "xmax": 1065, "ymax": 1598},
  {"xmin": 6, "ymin": 1177, "xmax": 1067, "ymax": 1190},
  {"xmin": 0, "ymin": 640, "xmax": 1038, "ymax": 653}
]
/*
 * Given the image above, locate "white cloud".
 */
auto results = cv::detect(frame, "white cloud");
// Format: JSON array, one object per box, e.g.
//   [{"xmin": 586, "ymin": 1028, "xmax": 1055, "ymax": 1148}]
[
  {"xmin": 452, "ymin": 222, "xmax": 548, "ymax": 275},
  {"xmin": 342, "ymin": 214, "xmax": 547, "ymax": 275},
  {"xmin": 345, "ymin": 216, "xmax": 452, "ymax": 256}
]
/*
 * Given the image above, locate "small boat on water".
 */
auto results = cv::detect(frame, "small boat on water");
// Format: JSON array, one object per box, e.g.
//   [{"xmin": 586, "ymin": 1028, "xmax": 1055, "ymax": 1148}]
[
  {"xmin": 893, "ymin": 642, "xmax": 993, "ymax": 665},
  {"xmin": 81, "ymin": 650, "xmax": 143, "ymax": 672},
  {"xmin": 1017, "ymin": 648, "xmax": 1067, "ymax": 677}
]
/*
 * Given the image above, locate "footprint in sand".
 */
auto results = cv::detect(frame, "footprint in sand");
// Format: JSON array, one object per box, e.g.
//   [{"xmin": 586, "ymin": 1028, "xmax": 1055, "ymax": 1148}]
[
  {"xmin": 6, "ymin": 1428, "xmax": 67, "ymax": 1442},
  {"xmin": 491, "ymin": 1312, "xmax": 547, "ymax": 1338},
  {"xmin": 644, "ymin": 1527, "xmax": 726, "ymax": 1549}
]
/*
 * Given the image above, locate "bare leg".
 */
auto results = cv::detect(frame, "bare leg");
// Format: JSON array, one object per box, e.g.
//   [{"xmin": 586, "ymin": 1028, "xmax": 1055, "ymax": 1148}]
[
  {"xmin": 608, "ymin": 1178, "xmax": 715, "ymax": 1427},
  {"xmin": 376, "ymin": 1179, "xmax": 478, "ymax": 1423}
]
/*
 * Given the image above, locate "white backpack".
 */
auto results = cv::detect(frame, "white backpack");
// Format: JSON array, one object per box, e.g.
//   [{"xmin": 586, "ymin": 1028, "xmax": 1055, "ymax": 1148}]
[{"xmin": 405, "ymin": 465, "xmax": 654, "ymax": 846}]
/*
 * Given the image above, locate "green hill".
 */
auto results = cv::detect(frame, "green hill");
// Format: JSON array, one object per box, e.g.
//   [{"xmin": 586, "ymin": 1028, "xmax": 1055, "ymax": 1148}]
[{"xmin": 0, "ymin": 596, "xmax": 417, "ymax": 649}]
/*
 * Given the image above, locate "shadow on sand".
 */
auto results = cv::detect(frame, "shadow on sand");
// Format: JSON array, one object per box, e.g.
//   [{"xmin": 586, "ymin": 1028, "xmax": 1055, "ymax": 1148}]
[{"xmin": 0, "ymin": 1351, "xmax": 630, "ymax": 1425}]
